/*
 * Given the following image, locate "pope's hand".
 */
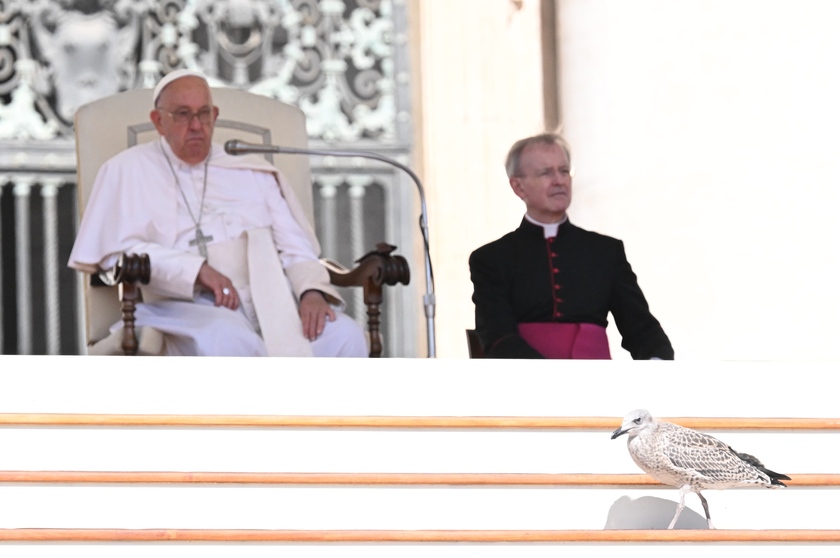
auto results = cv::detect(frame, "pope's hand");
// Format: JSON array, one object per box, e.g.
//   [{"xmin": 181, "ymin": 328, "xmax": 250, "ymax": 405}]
[
  {"xmin": 196, "ymin": 263, "xmax": 239, "ymax": 310},
  {"xmin": 299, "ymin": 290, "xmax": 335, "ymax": 340}
]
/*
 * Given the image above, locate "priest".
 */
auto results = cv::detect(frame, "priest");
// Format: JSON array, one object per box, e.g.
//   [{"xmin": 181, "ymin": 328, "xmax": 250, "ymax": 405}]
[
  {"xmin": 69, "ymin": 69, "xmax": 367, "ymax": 357},
  {"xmin": 469, "ymin": 133, "xmax": 673, "ymax": 360}
]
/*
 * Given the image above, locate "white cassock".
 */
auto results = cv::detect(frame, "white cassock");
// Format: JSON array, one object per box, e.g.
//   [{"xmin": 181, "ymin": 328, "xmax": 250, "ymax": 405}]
[{"xmin": 68, "ymin": 137, "xmax": 367, "ymax": 357}]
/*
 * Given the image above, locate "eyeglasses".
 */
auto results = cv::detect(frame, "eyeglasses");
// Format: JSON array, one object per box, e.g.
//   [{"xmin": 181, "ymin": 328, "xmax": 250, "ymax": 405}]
[
  {"xmin": 158, "ymin": 107, "xmax": 215, "ymax": 125},
  {"xmin": 517, "ymin": 167, "xmax": 576, "ymax": 179}
]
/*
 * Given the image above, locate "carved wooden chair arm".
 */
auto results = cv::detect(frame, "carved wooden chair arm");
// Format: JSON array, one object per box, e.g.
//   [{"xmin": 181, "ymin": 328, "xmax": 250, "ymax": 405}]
[
  {"xmin": 94, "ymin": 253, "xmax": 151, "ymax": 356},
  {"xmin": 94, "ymin": 246, "xmax": 409, "ymax": 357},
  {"xmin": 321, "ymin": 243, "xmax": 411, "ymax": 357}
]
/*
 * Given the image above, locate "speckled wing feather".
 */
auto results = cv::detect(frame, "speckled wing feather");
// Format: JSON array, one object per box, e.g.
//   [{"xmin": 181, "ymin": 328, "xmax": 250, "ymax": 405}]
[{"xmin": 658, "ymin": 423, "xmax": 773, "ymax": 489}]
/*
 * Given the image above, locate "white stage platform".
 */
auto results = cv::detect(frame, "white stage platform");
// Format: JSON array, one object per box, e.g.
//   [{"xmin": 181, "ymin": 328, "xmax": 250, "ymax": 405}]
[{"xmin": 0, "ymin": 358, "xmax": 837, "ymax": 556}]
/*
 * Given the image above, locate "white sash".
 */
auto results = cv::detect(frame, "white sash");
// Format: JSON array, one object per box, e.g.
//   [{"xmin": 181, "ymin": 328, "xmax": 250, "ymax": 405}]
[{"xmin": 206, "ymin": 228, "xmax": 313, "ymax": 357}]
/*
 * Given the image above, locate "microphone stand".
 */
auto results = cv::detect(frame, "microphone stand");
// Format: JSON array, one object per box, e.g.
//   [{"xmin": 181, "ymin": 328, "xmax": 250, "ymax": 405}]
[{"xmin": 224, "ymin": 139, "xmax": 436, "ymax": 358}]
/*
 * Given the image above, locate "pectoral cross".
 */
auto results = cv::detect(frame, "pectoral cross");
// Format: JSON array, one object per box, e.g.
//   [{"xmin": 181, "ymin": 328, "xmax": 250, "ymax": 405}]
[{"xmin": 189, "ymin": 227, "xmax": 214, "ymax": 258}]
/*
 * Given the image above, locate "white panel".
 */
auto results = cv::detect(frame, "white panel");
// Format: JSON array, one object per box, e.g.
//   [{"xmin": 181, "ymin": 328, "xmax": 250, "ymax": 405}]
[
  {"xmin": 0, "ymin": 359, "xmax": 836, "ymax": 418},
  {"xmin": 0, "ymin": 358, "xmax": 836, "ymax": 555},
  {"xmin": 0, "ymin": 485, "xmax": 830, "ymax": 530},
  {"xmin": 0, "ymin": 429, "xmax": 824, "ymax": 475}
]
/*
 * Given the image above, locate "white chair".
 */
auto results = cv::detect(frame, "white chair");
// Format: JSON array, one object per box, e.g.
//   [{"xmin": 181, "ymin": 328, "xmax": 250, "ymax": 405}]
[{"xmin": 73, "ymin": 87, "xmax": 409, "ymax": 356}]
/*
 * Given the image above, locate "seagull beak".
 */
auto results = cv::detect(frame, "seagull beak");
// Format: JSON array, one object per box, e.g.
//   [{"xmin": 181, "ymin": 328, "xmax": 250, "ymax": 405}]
[{"xmin": 610, "ymin": 426, "xmax": 626, "ymax": 440}]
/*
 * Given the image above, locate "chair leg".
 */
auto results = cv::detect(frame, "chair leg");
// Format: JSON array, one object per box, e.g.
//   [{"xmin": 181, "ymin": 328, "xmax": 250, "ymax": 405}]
[
  {"xmin": 364, "ymin": 283, "xmax": 384, "ymax": 358},
  {"xmin": 115, "ymin": 253, "xmax": 151, "ymax": 356},
  {"xmin": 119, "ymin": 282, "xmax": 140, "ymax": 356}
]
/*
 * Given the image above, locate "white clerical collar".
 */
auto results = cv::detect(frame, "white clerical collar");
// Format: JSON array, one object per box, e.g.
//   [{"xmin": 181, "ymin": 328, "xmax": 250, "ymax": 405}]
[{"xmin": 525, "ymin": 213, "xmax": 568, "ymax": 238}]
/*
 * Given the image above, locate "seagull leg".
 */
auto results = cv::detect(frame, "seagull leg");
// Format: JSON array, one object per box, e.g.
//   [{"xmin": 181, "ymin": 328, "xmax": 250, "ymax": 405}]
[
  {"xmin": 667, "ymin": 486, "xmax": 691, "ymax": 529},
  {"xmin": 697, "ymin": 492, "xmax": 715, "ymax": 529}
]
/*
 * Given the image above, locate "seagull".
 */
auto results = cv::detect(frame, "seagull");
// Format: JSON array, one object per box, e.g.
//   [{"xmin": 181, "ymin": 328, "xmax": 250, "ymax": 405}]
[{"xmin": 611, "ymin": 409, "xmax": 790, "ymax": 529}]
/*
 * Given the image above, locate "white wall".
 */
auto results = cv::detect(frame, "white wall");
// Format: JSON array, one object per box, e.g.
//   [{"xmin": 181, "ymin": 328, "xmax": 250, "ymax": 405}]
[
  {"xmin": 559, "ymin": 0, "xmax": 840, "ymax": 360},
  {"xmin": 414, "ymin": 0, "xmax": 546, "ymax": 357}
]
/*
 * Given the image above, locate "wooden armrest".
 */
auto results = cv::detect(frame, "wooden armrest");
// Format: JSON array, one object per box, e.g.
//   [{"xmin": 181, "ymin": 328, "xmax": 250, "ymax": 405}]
[
  {"xmin": 324, "ymin": 243, "xmax": 410, "ymax": 357},
  {"xmin": 95, "ymin": 247, "xmax": 408, "ymax": 357}
]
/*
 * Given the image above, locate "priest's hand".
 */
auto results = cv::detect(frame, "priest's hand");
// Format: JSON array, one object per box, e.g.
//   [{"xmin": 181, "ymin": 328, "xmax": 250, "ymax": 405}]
[
  {"xmin": 196, "ymin": 263, "xmax": 240, "ymax": 310},
  {"xmin": 299, "ymin": 289, "xmax": 336, "ymax": 340}
]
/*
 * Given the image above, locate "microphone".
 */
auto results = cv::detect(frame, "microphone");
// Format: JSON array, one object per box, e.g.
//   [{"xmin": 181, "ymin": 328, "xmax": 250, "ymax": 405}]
[
  {"xmin": 225, "ymin": 138, "xmax": 437, "ymax": 358},
  {"xmin": 224, "ymin": 139, "xmax": 280, "ymax": 155}
]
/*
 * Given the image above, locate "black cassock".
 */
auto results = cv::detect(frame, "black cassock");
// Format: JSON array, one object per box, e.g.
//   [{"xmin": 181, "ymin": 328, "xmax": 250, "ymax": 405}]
[{"xmin": 469, "ymin": 218, "xmax": 674, "ymax": 359}]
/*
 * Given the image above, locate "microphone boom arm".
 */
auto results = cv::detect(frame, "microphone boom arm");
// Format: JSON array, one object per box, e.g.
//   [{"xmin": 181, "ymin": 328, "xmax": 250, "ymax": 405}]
[{"xmin": 225, "ymin": 139, "xmax": 436, "ymax": 358}]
